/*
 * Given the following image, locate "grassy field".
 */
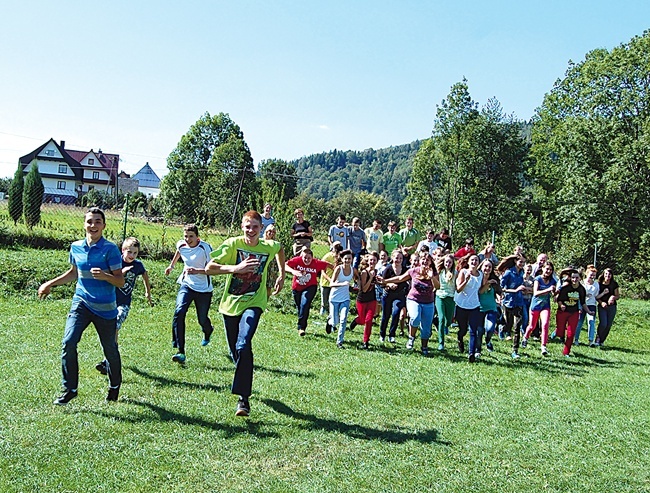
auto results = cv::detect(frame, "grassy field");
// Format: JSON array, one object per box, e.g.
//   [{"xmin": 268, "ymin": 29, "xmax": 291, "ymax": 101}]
[{"xmin": 1, "ymin": 247, "xmax": 649, "ymax": 492}]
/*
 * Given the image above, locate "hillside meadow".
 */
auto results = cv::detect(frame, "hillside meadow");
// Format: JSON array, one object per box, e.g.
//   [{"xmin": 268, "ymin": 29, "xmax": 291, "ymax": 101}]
[{"xmin": 0, "ymin": 247, "xmax": 649, "ymax": 492}]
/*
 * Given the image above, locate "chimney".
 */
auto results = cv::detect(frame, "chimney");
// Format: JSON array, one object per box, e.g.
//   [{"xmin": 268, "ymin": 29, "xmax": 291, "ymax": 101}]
[{"xmin": 61, "ymin": 140, "xmax": 65, "ymax": 149}]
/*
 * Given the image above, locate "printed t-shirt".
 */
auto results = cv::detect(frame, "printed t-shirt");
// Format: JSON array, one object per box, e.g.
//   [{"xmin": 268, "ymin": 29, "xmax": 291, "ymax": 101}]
[
  {"xmin": 211, "ymin": 237, "xmax": 281, "ymax": 316},
  {"xmin": 287, "ymin": 256, "xmax": 330, "ymax": 291},
  {"xmin": 557, "ymin": 284, "xmax": 586, "ymax": 313},
  {"xmin": 383, "ymin": 232, "xmax": 402, "ymax": 255},
  {"xmin": 328, "ymin": 225, "xmax": 348, "ymax": 248},
  {"xmin": 116, "ymin": 258, "xmax": 146, "ymax": 306},
  {"xmin": 70, "ymin": 236, "xmax": 123, "ymax": 319},
  {"xmin": 364, "ymin": 227, "xmax": 384, "ymax": 253}
]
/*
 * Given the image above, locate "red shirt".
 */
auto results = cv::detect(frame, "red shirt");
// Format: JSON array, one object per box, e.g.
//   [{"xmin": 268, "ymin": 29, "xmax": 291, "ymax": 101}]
[
  {"xmin": 454, "ymin": 246, "xmax": 476, "ymax": 259},
  {"xmin": 287, "ymin": 256, "xmax": 330, "ymax": 291}
]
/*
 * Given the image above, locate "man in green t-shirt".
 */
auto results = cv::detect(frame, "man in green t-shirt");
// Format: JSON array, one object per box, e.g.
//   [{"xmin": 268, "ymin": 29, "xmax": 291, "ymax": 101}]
[
  {"xmin": 383, "ymin": 220, "xmax": 402, "ymax": 255},
  {"xmin": 206, "ymin": 210, "xmax": 285, "ymax": 417},
  {"xmin": 399, "ymin": 216, "xmax": 420, "ymax": 256}
]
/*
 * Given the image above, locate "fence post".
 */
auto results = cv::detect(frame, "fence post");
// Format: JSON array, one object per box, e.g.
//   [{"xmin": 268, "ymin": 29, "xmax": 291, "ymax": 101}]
[
  {"xmin": 593, "ymin": 243, "xmax": 597, "ymax": 268},
  {"xmin": 122, "ymin": 194, "xmax": 129, "ymax": 243}
]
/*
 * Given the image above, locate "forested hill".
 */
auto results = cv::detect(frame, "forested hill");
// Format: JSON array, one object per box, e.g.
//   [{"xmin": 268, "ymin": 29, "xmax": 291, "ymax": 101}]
[{"xmin": 289, "ymin": 140, "xmax": 423, "ymax": 210}]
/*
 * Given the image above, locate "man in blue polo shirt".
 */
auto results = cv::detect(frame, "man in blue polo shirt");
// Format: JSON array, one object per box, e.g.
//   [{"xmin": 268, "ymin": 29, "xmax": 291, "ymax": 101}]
[{"xmin": 39, "ymin": 207, "xmax": 125, "ymax": 405}]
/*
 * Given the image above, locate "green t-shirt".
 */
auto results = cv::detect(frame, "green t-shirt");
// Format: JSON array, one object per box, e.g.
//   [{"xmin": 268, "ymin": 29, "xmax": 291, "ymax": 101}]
[
  {"xmin": 383, "ymin": 232, "xmax": 402, "ymax": 255},
  {"xmin": 400, "ymin": 227, "xmax": 420, "ymax": 248},
  {"xmin": 211, "ymin": 237, "xmax": 281, "ymax": 316}
]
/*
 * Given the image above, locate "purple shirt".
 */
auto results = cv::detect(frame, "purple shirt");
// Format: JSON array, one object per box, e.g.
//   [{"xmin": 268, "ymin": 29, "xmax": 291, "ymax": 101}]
[{"xmin": 407, "ymin": 267, "xmax": 436, "ymax": 304}]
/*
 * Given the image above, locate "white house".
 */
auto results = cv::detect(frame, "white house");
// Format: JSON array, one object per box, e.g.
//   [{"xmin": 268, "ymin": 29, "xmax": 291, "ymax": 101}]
[
  {"xmin": 19, "ymin": 138, "xmax": 119, "ymax": 204},
  {"xmin": 132, "ymin": 162, "xmax": 161, "ymax": 197}
]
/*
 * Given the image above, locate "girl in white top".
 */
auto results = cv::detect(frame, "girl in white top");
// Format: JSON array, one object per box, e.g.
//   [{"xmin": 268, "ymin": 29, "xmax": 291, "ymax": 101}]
[
  {"xmin": 329, "ymin": 249, "xmax": 355, "ymax": 348},
  {"xmin": 576, "ymin": 266, "xmax": 599, "ymax": 346},
  {"xmin": 454, "ymin": 254, "xmax": 485, "ymax": 362}
]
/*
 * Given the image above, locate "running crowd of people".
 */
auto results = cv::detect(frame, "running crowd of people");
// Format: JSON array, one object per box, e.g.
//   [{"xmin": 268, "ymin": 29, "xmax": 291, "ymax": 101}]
[{"xmin": 38, "ymin": 205, "xmax": 621, "ymax": 416}]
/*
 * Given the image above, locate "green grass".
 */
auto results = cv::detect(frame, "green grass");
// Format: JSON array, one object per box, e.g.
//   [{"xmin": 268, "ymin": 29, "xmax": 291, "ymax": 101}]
[{"xmin": 1, "ymin": 247, "xmax": 649, "ymax": 492}]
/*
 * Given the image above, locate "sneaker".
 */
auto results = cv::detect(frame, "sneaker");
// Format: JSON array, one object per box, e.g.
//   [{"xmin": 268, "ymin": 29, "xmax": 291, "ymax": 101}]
[
  {"xmin": 438, "ymin": 343, "xmax": 445, "ymax": 351},
  {"xmin": 359, "ymin": 342, "xmax": 369, "ymax": 350},
  {"xmin": 336, "ymin": 342, "xmax": 344, "ymax": 349},
  {"xmin": 379, "ymin": 336, "xmax": 385, "ymax": 343},
  {"xmin": 388, "ymin": 337, "xmax": 396, "ymax": 344},
  {"xmin": 349, "ymin": 319, "xmax": 358, "ymax": 331},
  {"xmin": 541, "ymin": 345, "xmax": 549, "ymax": 356},
  {"xmin": 171, "ymin": 353, "xmax": 186, "ymax": 364},
  {"xmin": 325, "ymin": 322, "xmax": 332, "ymax": 334},
  {"xmin": 406, "ymin": 337, "xmax": 415, "ymax": 350},
  {"xmin": 511, "ymin": 352, "xmax": 520, "ymax": 359},
  {"xmin": 457, "ymin": 339, "xmax": 465, "ymax": 353},
  {"xmin": 559, "ymin": 336, "xmax": 565, "ymax": 343},
  {"xmin": 521, "ymin": 338, "xmax": 528, "ymax": 348},
  {"xmin": 235, "ymin": 397, "xmax": 250, "ymax": 417},
  {"xmin": 422, "ymin": 347, "xmax": 429, "ymax": 356},
  {"xmin": 298, "ymin": 329, "xmax": 306, "ymax": 337},
  {"xmin": 106, "ymin": 387, "xmax": 120, "ymax": 402},
  {"xmin": 589, "ymin": 341, "xmax": 596, "ymax": 348},
  {"xmin": 505, "ymin": 335, "xmax": 512, "ymax": 341},
  {"xmin": 486, "ymin": 342, "xmax": 494, "ymax": 352},
  {"xmin": 574, "ymin": 340, "xmax": 580, "ymax": 346},
  {"xmin": 95, "ymin": 360, "xmax": 108, "ymax": 375},
  {"xmin": 201, "ymin": 327, "xmax": 214, "ymax": 346},
  {"xmin": 551, "ymin": 331, "xmax": 557, "ymax": 339},
  {"xmin": 564, "ymin": 353, "xmax": 571, "ymax": 358},
  {"xmin": 468, "ymin": 353, "xmax": 476, "ymax": 363},
  {"xmin": 474, "ymin": 352, "xmax": 481, "ymax": 360},
  {"xmin": 53, "ymin": 390, "xmax": 77, "ymax": 405}
]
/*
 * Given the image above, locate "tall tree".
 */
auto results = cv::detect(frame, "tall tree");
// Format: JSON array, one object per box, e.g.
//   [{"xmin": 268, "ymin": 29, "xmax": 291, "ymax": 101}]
[
  {"xmin": 258, "ymin": 159, "xmax": 298, "ymax": 203},
  {"xmin": 405, "ymin": 80, "xmax": 528, "ymax": 243},
  {"xmin": 8, "ymin": 163, "xmax": 24, "ymax": 224},
  {"xmin": 530, "ymin": 30, "xmax": 650, "ymax": 271},
  {"xmin": 159, "ymin": 112, "xmax": 256, "ymax": 227},
  {"xmin": 23, "ymin": 160, "xmax": 44, "ymax": 228}
]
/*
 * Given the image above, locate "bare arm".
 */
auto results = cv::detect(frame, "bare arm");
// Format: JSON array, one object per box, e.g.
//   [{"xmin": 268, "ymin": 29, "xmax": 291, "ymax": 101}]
[
  {"xmin": 38, "ymin": 266, "xmax": 78, "ymax": 299},
  {"xmin": 165, "ymin": 250, "xmax": 181, "ymax": 276},
  {"xmin": 91, "ymin": 267, "xmax": 125, "ymax": 288},
  {"xmin": 206, "ymin": 256, "xmax": 260, "ymax": 276},
  {"xmin": 142, "ymin": 271, "xmax": 153, "ymax": 306},
  {"xmin": 272, "ymin": 248, "xmax": 286, "ymax": 295}
]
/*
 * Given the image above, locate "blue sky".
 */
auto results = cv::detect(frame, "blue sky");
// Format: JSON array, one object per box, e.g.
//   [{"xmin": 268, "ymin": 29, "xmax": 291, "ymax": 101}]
[{"xmin": 0, "ymin": 1, "xmax": 648, "ymax": 179}]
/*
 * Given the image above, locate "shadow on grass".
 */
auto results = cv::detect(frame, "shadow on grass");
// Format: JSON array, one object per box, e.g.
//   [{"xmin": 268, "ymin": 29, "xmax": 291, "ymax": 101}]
[
  {"xmin": 91, "ymin": 399, "xmax": 279, "ymax": 438},
  {"xmin": 262, "ymin": 398, "xmax": 451, "ymax": 446},
  {"xmin": 126, "ymin": 365, "xmax": 230, "ymax": 393}
]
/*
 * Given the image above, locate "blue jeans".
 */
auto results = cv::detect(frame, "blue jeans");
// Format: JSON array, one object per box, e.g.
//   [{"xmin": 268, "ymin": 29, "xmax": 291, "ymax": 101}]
[
  {"xmin": 597, "ymin": 304, "xmax": 617, "ymax": 344},
  {"xmin": 62, "ymin": 301, "xmax": 121, "ymax": 391},
  {"xmin": 380, "ymin": 294, "xmax": 406, "ymax": 338},
  {"xmin": 330, "ymin": 299, "xmax": 350, "ymax": 345},
  {"xmin": 575, "ymin": 305, "xmax": 596, "ymax": 343},
  {"xmin": 478, "ymin": 310, "xmax": 498, "ymax": 352},
  {"xmin": 292, "ymin": 285, "xmax": 317, "ymax": 330},
  {"xmin": 406, "ymin": 299, "xmax": 434, "ymax": 340},
  {"xmin": 522, "ymin": 298, "xmax": 531, "ymax": 333},
  {"xmin": 172, "ymin": 285, "xmax": 213, "ymax": 353},
  {"xmin": 456, "ymin": 306, "xmax": 482, "ymax": 356},
  {"xmin": 223, "ymin": 308, "xmax": 262, "ymax": 398}
]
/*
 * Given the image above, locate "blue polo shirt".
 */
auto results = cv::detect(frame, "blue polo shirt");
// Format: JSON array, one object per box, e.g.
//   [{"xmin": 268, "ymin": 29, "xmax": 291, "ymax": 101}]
[{"xmin": 70, "ymin": 236, "xmax": 123, "ymax": 319}]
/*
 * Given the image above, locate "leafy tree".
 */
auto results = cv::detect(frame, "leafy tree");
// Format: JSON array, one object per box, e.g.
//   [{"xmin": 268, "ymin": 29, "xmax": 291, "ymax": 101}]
[
  {"xmin": 327, "ymin": 190, "xmax": 395, "ymax": 229},
  {"xmin": 0, "ymin": 177, "xmax": 11, "ymax": 195},
  {"xmin": 258, "ymin": 159, "xmax": 298, "ymax": 203},
  {"xmin": 8, "ymin": 164, "xmax": 24, "ymax": 224},
  {"xmin": 530, "ymin": 30, "xmax": 650, "ymax": 273},
  {"xmin": 159, "ymin": 112, "xmax": 256, "ymax": 227},
  {"xmin": 405, "ymin": 80, "xmax": 528, "ymax": 243},
  {"xmin": 23, "ymin": 161, "xmax": 44, "ymax": 228}
]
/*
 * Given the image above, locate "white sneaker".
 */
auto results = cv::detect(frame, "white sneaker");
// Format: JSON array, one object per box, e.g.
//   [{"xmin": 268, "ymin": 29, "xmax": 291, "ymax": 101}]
[
  {"xmin": 406, "ymin": 337, "xmax": 415, "ymax": 350},
  {"xmin": 541, "ymin": 346, "xmax": 549, "ymax": 356},
  {"xmin": 388, "ymin": 337, "xmax": 396, "ymax": 343},
  {"xmin": 379, "ymin": 336, "xmax": 385, "ymax": 343}
]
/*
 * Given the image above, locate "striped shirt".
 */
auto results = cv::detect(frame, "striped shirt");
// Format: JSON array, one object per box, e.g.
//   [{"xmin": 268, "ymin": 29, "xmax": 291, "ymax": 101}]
[{"xmin": 70, "ymin": 236, "xmax": 122, "ymax": 319}]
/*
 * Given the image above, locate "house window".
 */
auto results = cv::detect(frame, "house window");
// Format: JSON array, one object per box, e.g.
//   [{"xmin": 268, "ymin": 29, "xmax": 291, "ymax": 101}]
[
  {"xmin": 88, "ymin": 158, "xmax": 95, "ymax": 165},
  {"xmin": 58, "ymin": 164, "xmax": 67, "ymax": 174},
  {"xmin": 57, "ymin": 181, "xmax": 66, "ymax": 190},
  {"xmin": 45, "ymin": 149, "xmax": 55, "ymax": 156},
  {"xmin": 92, "ymin": 171, "xmax": 100, "ymax": 180}
]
